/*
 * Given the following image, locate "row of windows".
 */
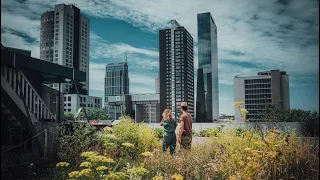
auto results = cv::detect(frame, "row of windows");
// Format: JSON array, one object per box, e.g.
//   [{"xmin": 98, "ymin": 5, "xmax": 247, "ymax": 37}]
[
  {"xmin": 245, "ymin": 104, "xmax": 267, "ymax": 109},
  {"xmin": 245, "ymin": 89, "xmax": 271, "ymax": 94},
  {"xmin": 245, "ymin": 78, "xmax": 271, "ymax": 84},
  {"xmin": 245, "ymin": 99, "xmax": 272, "ymax": 104},
  {"xmin": 245, "ymin": 84, "xmax": 271, "ymax": 89},
  {"xmin": 245, "ymin": 94, "xmax": 272, "ymax": 99}
]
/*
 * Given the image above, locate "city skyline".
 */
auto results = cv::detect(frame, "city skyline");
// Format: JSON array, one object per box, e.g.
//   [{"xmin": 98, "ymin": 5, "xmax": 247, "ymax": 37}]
[{"xmin": 1, "ymin": 0, "xmax": 319, "ymax": 115}]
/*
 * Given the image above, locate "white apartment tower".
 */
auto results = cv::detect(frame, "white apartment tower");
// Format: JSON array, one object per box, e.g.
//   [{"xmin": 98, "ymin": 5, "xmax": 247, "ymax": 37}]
[{"xmin": 40, "ymin": 4, "xmax": 90, "ymax": 94}]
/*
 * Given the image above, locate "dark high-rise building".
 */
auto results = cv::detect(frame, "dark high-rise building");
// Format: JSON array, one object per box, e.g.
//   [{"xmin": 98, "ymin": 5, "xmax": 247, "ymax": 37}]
[
  {"xmin": 104, "ymin": 62, "xmax": 129, "ymax": 120},
  {"xmin": 196, "ymin": 68, "xmax": 206, "ymax": 122},
  {"xmin": 196, "ymin": 12, "xmax": 219, "ymax": 122},
  {"xmin": 159, "ymin": 20, "xmax": 194, "ymax": 122}
]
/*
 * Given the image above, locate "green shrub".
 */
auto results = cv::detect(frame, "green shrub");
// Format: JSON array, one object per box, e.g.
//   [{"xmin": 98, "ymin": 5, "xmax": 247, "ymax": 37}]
[
  {"xmin": 58, "ymin": 123, "xmax": 103, "ymax": 165},
  {"xmin": 154, "ymin": 128, "xmax": 164, "ymax": 139},
  {"xmin": 199, "ymin": 127, "xmax": 222, "ymax": 137},
  {"xmin": 75, "ymin": 108, "xmax": 110, "ymax": 120},
  {"xmin": 102, "ymin": 116, "xmax": 161, "ymax": 160}
]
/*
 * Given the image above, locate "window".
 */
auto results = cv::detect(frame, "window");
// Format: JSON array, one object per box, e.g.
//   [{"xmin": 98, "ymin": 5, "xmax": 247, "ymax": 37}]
[{"xmin": 68, "ymin": 96, "xmax": 71, "ymax": 101}]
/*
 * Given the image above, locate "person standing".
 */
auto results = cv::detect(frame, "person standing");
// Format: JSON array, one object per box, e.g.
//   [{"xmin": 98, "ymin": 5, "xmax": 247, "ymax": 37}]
[
  {"xmin": 160, "ymin": 109, "xmax": 177, "ymax": 155},
  {"xmin": 177, "ymin": 102, "xmax": 193, "ymax": 150}
]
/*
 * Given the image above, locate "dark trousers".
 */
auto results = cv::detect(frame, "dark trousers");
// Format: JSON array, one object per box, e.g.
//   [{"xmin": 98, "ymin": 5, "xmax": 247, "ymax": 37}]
[
  {"xmin": 181, "ymin": 134, "xmax": 192, "ymax": 150},
  {"xmin": 162, "ymin": 132, "xmax": 176, "ymax": 155}
]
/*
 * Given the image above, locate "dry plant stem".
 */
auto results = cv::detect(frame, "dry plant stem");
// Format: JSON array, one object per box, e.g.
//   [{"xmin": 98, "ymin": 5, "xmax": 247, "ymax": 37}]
[{"xmin": 112, "ymin": 147, "xmax": 128, "ymax": 172}]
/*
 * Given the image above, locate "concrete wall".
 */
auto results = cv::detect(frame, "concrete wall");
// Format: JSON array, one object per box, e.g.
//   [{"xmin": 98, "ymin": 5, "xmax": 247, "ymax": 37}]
[{"xmin": 144, "ymin": 122, "xmax": 302, "ymax": 135}]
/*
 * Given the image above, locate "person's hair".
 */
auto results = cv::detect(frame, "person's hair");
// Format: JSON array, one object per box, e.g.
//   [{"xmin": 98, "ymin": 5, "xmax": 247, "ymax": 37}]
[
  {"xmin": 181, "ymin": 105, "xmax": 188, "ymax": 111},
  {"xmin": 162, "ymin": 109, "xmax": 172, "ymax": 121}
]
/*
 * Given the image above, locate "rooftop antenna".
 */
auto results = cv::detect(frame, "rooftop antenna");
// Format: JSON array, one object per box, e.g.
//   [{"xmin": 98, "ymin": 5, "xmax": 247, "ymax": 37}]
[{"xmin": 125, "ymin": 52, "xmax": 128, "ymax": 64}]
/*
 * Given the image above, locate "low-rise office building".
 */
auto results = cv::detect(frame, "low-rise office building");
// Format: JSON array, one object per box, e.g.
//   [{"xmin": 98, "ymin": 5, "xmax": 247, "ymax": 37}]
[
  {"xmin": 64, "ymin": 94, "xmax": 102, "ymax": 114},
  {"xmin": 234, "ymin": 70, "xmax": 290, "ymax": 121},
  {"xmin": 105, "ymin": 93, "xmax": 160, "ymax": 122}
]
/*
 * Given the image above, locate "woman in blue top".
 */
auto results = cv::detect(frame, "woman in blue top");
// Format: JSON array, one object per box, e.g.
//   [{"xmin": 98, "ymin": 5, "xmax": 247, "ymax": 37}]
[{"xmin": 160, "ymin": 109, "xmax": 177, "ymax": 155}]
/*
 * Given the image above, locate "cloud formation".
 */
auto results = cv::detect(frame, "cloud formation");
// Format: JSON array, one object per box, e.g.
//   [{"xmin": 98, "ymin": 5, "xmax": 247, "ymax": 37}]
[{"xmin": 1, "ymin": 0, "xmax": 319, "ymax": 114}]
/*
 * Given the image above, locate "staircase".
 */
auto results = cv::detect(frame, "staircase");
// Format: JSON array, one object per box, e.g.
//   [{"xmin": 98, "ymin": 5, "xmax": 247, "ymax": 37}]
[{"xmin": 1, "ymin": 65, "xmax": 55, "ymax": 124}]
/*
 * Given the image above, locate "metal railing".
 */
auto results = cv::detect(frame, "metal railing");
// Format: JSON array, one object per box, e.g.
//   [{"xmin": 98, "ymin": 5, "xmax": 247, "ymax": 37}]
[{"xmin": 1, "ymin": 65, "xmax": 55, "ymax": 122}]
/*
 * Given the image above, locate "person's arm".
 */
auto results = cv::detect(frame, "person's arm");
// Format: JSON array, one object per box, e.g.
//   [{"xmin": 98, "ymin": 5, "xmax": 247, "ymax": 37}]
[
  {"xmin": 178, "ymin": 117, "xmax": 185, "ymax": 143},
  {"xmin": 160, "ymin": 119, "xmax": 165, "ymax": 126}
]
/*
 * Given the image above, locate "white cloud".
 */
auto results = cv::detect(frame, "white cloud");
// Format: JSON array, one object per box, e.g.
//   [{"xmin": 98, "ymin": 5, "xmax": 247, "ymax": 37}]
[{"xmin": 1, "ymin": 0, "xmax": 318, "ymax": 114}]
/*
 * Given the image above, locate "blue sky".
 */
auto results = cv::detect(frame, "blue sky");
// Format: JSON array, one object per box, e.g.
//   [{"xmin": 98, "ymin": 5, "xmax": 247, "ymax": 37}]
[{"xmin": 1, "ymin": 0, "xmax": 319, "ymax": 115}]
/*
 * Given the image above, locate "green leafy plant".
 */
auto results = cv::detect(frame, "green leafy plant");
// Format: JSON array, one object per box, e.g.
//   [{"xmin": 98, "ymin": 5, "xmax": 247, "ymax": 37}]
[
  {"xmin": 154, "ymin": 128, "xmax": 164, "ymax": 139},
  {"xmin": 75, "ymin": 108, "xmax": 110, "ymax": 120},
  {"xmin": 64, "ymin": 112, "xmax": 75, "ymax": 120}
]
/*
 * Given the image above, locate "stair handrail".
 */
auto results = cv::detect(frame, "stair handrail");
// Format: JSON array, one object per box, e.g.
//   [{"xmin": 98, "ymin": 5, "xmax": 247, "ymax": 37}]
[
  {"xmin": 17, "ymin": 68, "xmax": 55, "ymax": 120},
  {"xmin": 1, "ymin": 65, "xmax": 55, "ymax": 121}
]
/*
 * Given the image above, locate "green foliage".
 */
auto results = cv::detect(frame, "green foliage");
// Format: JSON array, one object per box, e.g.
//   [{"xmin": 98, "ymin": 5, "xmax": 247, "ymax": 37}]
[
  {"xmin": 264, "ymin": 105, "xmax": 319, "ymax": 137},
  {"xmin": 102, "ymin": 116, "xmax": 161, "ymax": 159},
  {"xmin": 58, "ymin": 123, "xmax": 102, "ymax": 165},
  {"xmin": 199, "ymin": 127, "xmax": 222, "ymax": 137},
  {"xmin": 154, "ymin": 128, "xmax": 164, "ymax": 139},
  {"xmin": 75, "ymin": 108, "xmax": 110, "ymax": 120},
  {"xmin": 235, "ymin": 127, "xmax": 245, "ymax": 137},
  {"xmin": 64, "ymin": 112, "xmax": 74, "ymax": 120}
]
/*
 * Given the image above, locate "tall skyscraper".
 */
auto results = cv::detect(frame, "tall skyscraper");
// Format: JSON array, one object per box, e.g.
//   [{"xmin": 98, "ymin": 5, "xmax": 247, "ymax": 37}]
[
  {"xmin": 159, "ymin": 20, "xmax": 194, "ymax": 121},
  {"xmin": 155, "ymin": 72, "xmax": 160, "ymax": 94},
  {"xmin": 233, "ymin": 70, "xmax": 290, "ymax": 121},
  {"xmin": 104, "ymin": 62, "xmax": 129, "ymax": 119},
  {"xmin": 196, "ymin": 12, "xmax": 219, "ymax": 122},
  {"xmin": 40, "ymin": 4, "xmax": 90, "ymax": 94}
]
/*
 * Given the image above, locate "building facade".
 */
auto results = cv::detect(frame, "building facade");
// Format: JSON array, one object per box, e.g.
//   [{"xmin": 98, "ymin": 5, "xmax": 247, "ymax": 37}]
[
  {"xmin": 106, "ymin": 93, "xmax": 160, "ymax": 122},
  {"xmin": 233, "ymin": 70, "xmax": 290, "ymax": 121},
  {"xmin": 104, "ymin": 62, "xmax": 129, "ymax": 120},
  {"xmin": 196, "ymin": 12, "xmax": 219, "ymax": 122},
  {"xmin": 40, "ymin": 4, "xmax": 90, "ymax": 94},
  {"xmin": 159, "ymin": 20, "xmax": 194, "ymax": 122},
  {"xmin": 64, "ymin": 94, "xmax": 102, "ymax": 114}
]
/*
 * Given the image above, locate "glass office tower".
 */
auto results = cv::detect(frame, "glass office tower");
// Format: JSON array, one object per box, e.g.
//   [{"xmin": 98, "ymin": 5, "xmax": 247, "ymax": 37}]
[{"xmin": 197, "ymin": 12, "xmax": 219, "ymax": 121}]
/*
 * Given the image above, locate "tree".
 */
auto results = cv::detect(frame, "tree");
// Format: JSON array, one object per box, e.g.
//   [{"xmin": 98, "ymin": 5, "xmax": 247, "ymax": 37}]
[
  {"xmin": 75, "ymin": 108, "xmax": 110, "ymax": 120},
  {"xmin": 64, "ymin": 112, "xmax": 75, "ymax": 120}
]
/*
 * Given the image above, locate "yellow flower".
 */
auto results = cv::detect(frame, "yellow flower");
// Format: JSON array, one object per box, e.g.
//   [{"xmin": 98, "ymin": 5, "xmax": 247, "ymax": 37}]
[
  {"xmin": 78, "ymin": 168, "xmax": 92, "ymax": 178},
  {"xmin": 56, "ymin": 162, "xmax": 70, "ymax": 167},
  {"xmin": 152, "ymin": 175, "xmax": 164, "ymax": 180},
  {"xmin": 81, "ymin": 151, "xmax": 99, "ymax": 158},
  {"xmin": 171, "ymin": 173, "xmax": 184, "ymax": 180},
  {"xmin": 87, "ymin": 155, "xmax": 115, "ymax": 163},
  {"xmin": 122, "ymin": 142, "xmax": 134, "ymax": 148},
  {"xmin": 253, "ymin": 141, "xmax": 266, "ymax": 146},
  {"xmin": 68, "ymin": 171, "xmax": 80, "ymax": 178},
  {"xmin": 233, "ymin": 102, "xmax": 244, "ymax": 107},
  {"xmin": 127, "ymin": 167, "xmax": 150, "ymax": 175},
  {"xmin": 240, "ymin": 108, "xmax": 249, "ymax": 115},
  {"xmin": 105, "ymin": 134, "xmax": 117, "ymax": 140},
  {"xmin": 80, "ymin": 161, "xmax": 92, "ymax": 168},
  {"xmin": 141, "ymin": 151, "xmax": 154, "ymax": 157},
  {"xmin": 96, "ymin": 166, "xmax": 108, "ymax": 171},
  {"xmin": 103, "ymin": 126, "xmax": 113, "ymax": 132}
]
